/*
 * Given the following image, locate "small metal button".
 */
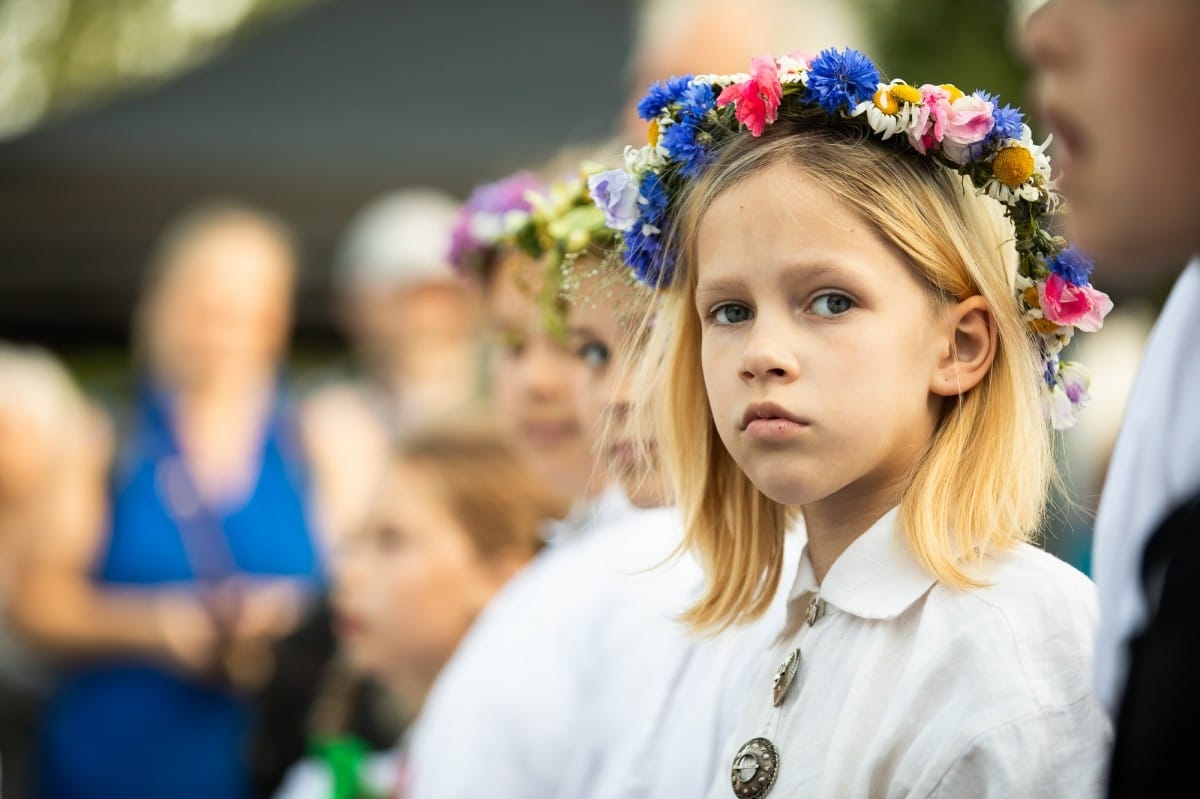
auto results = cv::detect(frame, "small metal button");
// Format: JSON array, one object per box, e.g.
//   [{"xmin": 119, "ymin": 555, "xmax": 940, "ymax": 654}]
[
  {"xmin": 730, "ymin": 737, "xmax": 779, "ymax": 798},
  {"xmin": 805, "ymin": 596, "xmax": 827, "ymax": 627},
  {"xmin": 772, "ymin": 648, "xmax": 801, "ymax": 707}
]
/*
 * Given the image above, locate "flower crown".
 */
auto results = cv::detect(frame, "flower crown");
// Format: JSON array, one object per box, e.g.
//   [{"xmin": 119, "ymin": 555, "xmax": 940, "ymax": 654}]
[
  {"xmin": 588, "ymin": 47, "xmax": 1112, "ymax": 429},
  {"xmin": 447, "ymin": 170, "xmax": 545, "ymax": 277},
  {"xmin": 503, "ymin": 164, "xmax": 627, "ymax": 338},
  {"xmin": 509, "ymin": 163, "xmax": 620, "ymax": 271}
]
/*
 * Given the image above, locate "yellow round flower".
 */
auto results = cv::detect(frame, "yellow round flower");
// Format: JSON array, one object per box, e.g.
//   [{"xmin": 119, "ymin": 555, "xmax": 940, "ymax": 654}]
[
  {"xmin": 890, "ymin": 83, "xmax": 921, "ymax": 105},
  {"xmin": 873, "ymin": 86, "xmax": 900, "ymax": 115},
  {"xmin": 648, "ymin": 120, "xmax": 661, "ymax": 148},
  {"xmin": 1030, "ymin": 317, "xmax": 1061, "ymax": 335},
  {"xmin": 992, "ymin": 146, "xmax": 1036, "ymax": 187},
  {"xmin": 940, "ymin": 83, "xmax": 965, "ymax": 103}
]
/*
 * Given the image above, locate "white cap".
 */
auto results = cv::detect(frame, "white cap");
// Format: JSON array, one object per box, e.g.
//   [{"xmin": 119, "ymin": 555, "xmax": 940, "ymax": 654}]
[{"xmin": 333, "ymin": 187, "xmax": 462, "ymax": 291}]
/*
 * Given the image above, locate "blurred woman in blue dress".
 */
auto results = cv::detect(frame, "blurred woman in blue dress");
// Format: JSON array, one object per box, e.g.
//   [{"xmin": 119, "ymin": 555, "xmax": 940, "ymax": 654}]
[{"xmin": 10, "ymin": 199, "xmax": 325, "ymax": 799}]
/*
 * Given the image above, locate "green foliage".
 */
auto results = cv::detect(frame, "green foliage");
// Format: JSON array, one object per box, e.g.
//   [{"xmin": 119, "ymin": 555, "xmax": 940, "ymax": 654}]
[
  {"xmin": 0, "ymin": 0, "xmax": 322, "ymax": 138},
  {"xmin": 852, "ymin": 0, "xmax": 1030, "ymax": 113}
]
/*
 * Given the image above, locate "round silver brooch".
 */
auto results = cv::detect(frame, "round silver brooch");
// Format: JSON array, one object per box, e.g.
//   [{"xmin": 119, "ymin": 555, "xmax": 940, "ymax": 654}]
[{"xmin": 730, "ymin": 736, "xmax": 779, "ymax": 798}]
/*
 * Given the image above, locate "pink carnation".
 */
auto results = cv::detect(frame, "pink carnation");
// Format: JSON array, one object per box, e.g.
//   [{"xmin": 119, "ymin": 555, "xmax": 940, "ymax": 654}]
[
  {"xmin": 944, "ymin": 95, "xmax": 995, "ymax": 146},
  {"xmin": 716, "ymin": 54, "xmax": 783, "ymax": 137},
  {"xmin": 1039, "ymin": 272, "xmax": 1113, "ymax": 333}
]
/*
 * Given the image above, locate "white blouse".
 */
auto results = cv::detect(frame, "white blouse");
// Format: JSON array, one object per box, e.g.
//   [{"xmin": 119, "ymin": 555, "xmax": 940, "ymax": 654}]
[{"xmin": 705, "ymin": 508, "xmax": 1112, "ymax": 799}]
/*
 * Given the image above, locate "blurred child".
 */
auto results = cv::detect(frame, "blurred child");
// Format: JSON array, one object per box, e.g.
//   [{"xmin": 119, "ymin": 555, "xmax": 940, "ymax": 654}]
[
  {"xmin": 447, "ymin": 170, "xmax": 615, "ymax": 536},
  {"xmin": 303, "ymin": 187, "xmax": 484, "ymax": 551},
  {"xmin": 594, "ymin": 48, "xmax": 1113, "ymax": 796},
  {"xmin": 273, "ymin": 422, "xmax": 558, "ymax": 799}
]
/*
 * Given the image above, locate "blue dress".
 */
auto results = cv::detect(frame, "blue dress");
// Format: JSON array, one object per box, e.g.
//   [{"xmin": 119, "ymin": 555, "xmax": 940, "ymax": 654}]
[{"xmin": 37, "ymin": 382, "xmax": 325, "ymax": 799}]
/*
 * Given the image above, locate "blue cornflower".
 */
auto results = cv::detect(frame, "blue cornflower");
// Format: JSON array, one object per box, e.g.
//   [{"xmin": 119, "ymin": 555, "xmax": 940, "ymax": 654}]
[
  {"xmin": 803, "ymin": 47, "xmax": 880, "ymax": 115},
  {"xmin": 678, "ymin": 82, "xmax": 716, "ymax": 122},
  {"xmin": 1047, "ymin": 246, "xmax": 1095, "ymax": 286},
  {"xmin": 624, "ymin": 225, "xmax": 673, "ymax": 287},
  {"xmin": 978, "ymin": 91, "xmax": 1025, "ymax": 144},
  {"xmin": 637, "ymin": 74, "xmax": 694, "ymax": 121},
  {"xmin": 1043, "ymin": 356, "xmax": 1059, "ymax": 389},
  {"xmin": 661, "ymin": 122, "xmax": 710, "ymax": 179},
  {"xmin": 637, "ymin": 172, "xmax": 669, "ymax": 226}
]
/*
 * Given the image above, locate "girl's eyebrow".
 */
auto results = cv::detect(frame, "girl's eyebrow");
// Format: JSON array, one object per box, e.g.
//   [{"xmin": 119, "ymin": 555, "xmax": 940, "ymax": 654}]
[
  {"xmin": 694, "ymin": 275, "xmax": 748, "ymax": 304},
  {"xmin": 696, "ymin": 260, "xmax": 858, "ymax": 304}
]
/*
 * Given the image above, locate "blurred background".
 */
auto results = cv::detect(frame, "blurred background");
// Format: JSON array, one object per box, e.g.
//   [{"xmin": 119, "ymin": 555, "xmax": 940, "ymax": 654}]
[
  {"xmin": 0, "ymin": 0, "xmax": 1167, "ymax": 795},
  {"xmin": 0, "ymin": 0, "xmax": 1038, "ymax": 364}
]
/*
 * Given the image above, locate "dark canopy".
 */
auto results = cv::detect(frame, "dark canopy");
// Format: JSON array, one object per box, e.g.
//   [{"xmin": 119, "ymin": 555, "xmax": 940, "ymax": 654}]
[{"xmin": 0, "ymin": 0, "xmax": 634, "ymax": 346}]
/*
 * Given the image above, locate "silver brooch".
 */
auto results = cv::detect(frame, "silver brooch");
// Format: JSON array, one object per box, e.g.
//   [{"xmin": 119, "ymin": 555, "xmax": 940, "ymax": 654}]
[{"xmin": 731, "ymin": 737, "xmax": 780, "ymax": 798}]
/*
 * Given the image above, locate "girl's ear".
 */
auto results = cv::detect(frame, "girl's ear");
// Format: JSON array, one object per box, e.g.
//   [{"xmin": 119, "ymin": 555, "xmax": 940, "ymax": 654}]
[{"xmin": 930, "ymin": 295, "xmax": 996, "ymax": 398}]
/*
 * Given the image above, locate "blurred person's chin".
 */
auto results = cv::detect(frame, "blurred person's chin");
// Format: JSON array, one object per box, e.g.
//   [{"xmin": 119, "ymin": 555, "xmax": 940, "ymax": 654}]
[{"xmin": 515, "ymin": 439, "xmax": 588, "ymax": 510}]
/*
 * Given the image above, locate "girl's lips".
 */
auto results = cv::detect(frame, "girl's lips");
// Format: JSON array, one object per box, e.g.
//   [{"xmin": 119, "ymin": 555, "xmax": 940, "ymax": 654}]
[{"xmin": 744, "ymin": 417, "xmax": 810, "ymax": 441}]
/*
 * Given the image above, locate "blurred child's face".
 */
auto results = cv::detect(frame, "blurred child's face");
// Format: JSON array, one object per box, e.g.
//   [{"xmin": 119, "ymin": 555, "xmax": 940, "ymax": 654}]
[
  {"xmin": 344, "ymin": 280, "xmax": 482, "ymax": 387},
  {"xmin": 695, "ymin": 162, "xmax": 945, "ymax": 513},
  {"xmin": 567, "ymin": 273, "xmax": 666, "ymax": 508},
  {"xmin": 333, "ymin": 462, "xmax": 505, "ymax": 689},
  {"xmin": 1023, "ymin": 0, "xmax": 1200, "ymax": 274},
  {"xmin": 486, "ymin": 251, "xmax": 599, "ymax": 504}
]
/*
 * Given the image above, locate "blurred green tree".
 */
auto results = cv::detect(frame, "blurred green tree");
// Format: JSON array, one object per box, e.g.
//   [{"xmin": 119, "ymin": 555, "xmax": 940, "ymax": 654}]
[
  {"xmin": 852, "ymin": 0, "xmax": 1031, "ymax": 118},
  {"xmin": 0, "ymin": 0, "xmax": 320, "ymax": 140}
]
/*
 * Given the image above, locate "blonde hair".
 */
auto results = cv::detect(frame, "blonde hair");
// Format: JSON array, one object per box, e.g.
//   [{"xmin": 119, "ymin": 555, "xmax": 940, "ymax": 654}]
[
  {"xmin": 392, "ymin": 420, "xmax": 565, "ymax": 560},
  {"xmin": 644, "ymin": 114, "xmax": 1054, "ymax": 631}
]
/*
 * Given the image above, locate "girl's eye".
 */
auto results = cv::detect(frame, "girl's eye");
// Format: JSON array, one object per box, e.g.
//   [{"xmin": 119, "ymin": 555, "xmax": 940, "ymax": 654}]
[
  {"xmin": 712, "ymin": 303, "xmax": 753, "ymax": 325},
  {"xmin": 810, "ymin": 293, "xmax": 854, "ymax": 317},
  {"xmin": 577, "ymin": 341, "xmax": 611, "ymax": 369}
]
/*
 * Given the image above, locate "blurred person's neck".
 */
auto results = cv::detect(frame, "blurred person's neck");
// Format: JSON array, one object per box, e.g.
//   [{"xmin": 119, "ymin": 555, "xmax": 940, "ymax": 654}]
[{"xmin": 168, "ymin": 369, "xmax": 278, "ymax": 509}]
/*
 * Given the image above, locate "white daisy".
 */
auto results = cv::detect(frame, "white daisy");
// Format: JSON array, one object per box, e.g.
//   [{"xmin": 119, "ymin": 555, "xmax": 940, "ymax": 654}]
[
  {"xmin": 694, "ymin": 72, "xmax": 751, "ymax": 87},
  {"xmin": 624, "ymin": 143, "xmax": 664, "ymax": 173},
  {"xmin": 983, "ymin": 124, "xmax": 1053, "ymax": 205},
  {"xmin": 851, "ymin": 81, "xmax": 918, "ymax": 141}
]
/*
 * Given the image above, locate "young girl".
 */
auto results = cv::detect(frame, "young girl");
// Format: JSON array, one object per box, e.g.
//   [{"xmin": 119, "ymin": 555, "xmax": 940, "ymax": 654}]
[
  {"xmin": 592, "ymin": 48, "xmax": 1113, "ymax": 797},
  {"xmin": 272, "ymin": 422, "xmax": 557, "ymax": 799},
  {"xmin": 541, "ymin": 167, "xmax": 802, "ymax": 798}
]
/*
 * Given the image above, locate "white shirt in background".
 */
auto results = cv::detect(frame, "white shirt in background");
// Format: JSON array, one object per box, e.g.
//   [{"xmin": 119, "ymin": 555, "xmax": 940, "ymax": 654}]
[
  {"xmin": 408, "ymin": 488, "xmax": 784, "ymax": 798},
  {"xmin": 1090, "ymin": 257, "xmax": 1200, "ymax": 716},
  {"xmin": 706, "ymin": 508, "xmax": 1111, "ymax": 799}
]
